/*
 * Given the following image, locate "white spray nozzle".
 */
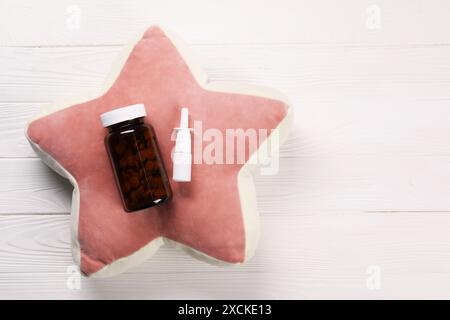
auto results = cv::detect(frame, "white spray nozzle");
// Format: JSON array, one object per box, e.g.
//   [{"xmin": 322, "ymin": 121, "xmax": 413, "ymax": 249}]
[{"xmin": 179, "ymin": 107, "xmax": 189, "ymax": 129}]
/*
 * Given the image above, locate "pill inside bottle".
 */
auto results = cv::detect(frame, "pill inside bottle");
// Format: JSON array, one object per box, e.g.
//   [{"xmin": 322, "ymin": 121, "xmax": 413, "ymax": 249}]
[{"xmin": 100, "ymin": 104, "xmax": 172, "ymax": 212}]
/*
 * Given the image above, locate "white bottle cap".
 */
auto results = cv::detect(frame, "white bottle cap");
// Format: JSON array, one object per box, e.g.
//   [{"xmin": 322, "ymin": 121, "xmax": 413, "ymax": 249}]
[
  {"xmin": 100, "ymin": 103, "xmax": 147, "ymax": 128},
  {"xmin": 173, "ymin": 107, "xmax": 192, "ymax": 182}
]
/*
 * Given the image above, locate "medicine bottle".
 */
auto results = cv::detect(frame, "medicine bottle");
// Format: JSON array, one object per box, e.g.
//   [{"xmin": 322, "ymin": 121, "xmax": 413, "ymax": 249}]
[{"xmin": 100, "ymin": 104, "xmax": 172, "ymax": 212}]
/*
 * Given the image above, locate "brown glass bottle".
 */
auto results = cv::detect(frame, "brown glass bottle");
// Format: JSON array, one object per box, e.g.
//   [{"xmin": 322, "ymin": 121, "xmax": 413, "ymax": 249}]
[{"xmin": 101, "ymin": 104, "xmax": 172, "ymax": 212}]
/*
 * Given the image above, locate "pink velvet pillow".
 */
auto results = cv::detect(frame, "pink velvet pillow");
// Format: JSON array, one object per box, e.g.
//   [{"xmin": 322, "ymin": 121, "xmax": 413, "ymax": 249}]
[{"xmin": 26, "ymin": 26, "xmax": 292, "ymax": 277}]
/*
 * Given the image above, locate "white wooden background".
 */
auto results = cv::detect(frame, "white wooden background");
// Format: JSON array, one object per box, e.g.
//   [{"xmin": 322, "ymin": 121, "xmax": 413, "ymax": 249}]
[{"xmin": 1, "ymin": 0, "xmax": 450, "ymax": 299}]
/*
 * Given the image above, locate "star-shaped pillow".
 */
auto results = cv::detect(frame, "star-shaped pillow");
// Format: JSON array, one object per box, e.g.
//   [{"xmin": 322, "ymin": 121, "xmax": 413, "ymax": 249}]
[{"xmin": 26, "ymin": 26, "xmax": 293, "ymax": 277}]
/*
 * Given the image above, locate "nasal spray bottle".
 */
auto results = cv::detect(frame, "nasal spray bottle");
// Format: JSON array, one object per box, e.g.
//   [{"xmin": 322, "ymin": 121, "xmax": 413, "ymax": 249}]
[{"xmin": 172, "ymin": 108, "xmax": 192, "ymax": 182}]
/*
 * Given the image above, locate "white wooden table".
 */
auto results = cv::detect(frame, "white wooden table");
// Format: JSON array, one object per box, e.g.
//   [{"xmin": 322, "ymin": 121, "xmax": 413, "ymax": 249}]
[{"xmin": 1, "ymin": 0, "xmax": 450, "ymax": 299}]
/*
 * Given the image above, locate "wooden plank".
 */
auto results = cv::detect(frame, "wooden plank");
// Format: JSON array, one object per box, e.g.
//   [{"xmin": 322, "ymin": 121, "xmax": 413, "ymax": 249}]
[
  {"xmin": 2, "ymin": 214, "xmax": 450, "ymax": 299},
  {"xmin": 1, "ymin": 0, "xmax": 450, "ymax": 46},
  {"xmin": 0, "ymin": 46, "xmax": 117, "ymax": 103},
  {"xmin": 0, "ymin": 103, "xmax": 49, "ymax": 158},
  {"xmin": 255, "ymin": 154, "xmax": 450, "ymax": 212},
  {"xmin": 0, "ymin": 159, "xmax": 72, "ymax": 214},
  {"xmin": 2, "ymin": 45, "xmax": 450, "ymax": 103},
  {"xmin": 1, "ymin": 152, "xmax": 450, "ymax": 215},
  {"xmin": 4, "ymin": 99, "xmax": 450, "ymax": 159}
]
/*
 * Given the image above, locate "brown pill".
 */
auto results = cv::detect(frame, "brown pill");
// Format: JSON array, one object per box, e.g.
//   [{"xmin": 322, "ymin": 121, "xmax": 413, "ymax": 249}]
[
  {"xmin": 144, "ymin": 160, "xmax": 157, "ymax": 172},
  {"xmin": 114, "ymin": 141, "xmax": 126, "ymax": 155},
  {"xmin": 129, "ymin": 175, "xmax": 140, "ymax": 189}
]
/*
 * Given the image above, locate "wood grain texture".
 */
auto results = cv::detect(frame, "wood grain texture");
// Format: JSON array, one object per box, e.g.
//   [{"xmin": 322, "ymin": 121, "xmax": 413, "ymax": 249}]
[
  {"xmin": 1, "ymin": 0, "xmax": 450, "ymax": 299},
  {"xmin": 2, "ymin": 45, "xmax": 450, "ymax": 103},
  {"xmin": 1, "ymin": 154, "xmax": 450, "ymax": 215},
  {"xmin": 3, "ymin": 99, "xmax": 450, "ymax": 159},
  {"xmin": 2, "ymin": 214, "xmax": 450, "ymax": 299},
  {"xmin": 1, "ymin": 0, "xmax": 450, "ymax": 46},
  {"xmin": 0, "ymin": 159, "xmax": 72, "ymax": 214},
  {"xmin": 0, "ymin": 103, "xmax": 49, "ymax": 158}
]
